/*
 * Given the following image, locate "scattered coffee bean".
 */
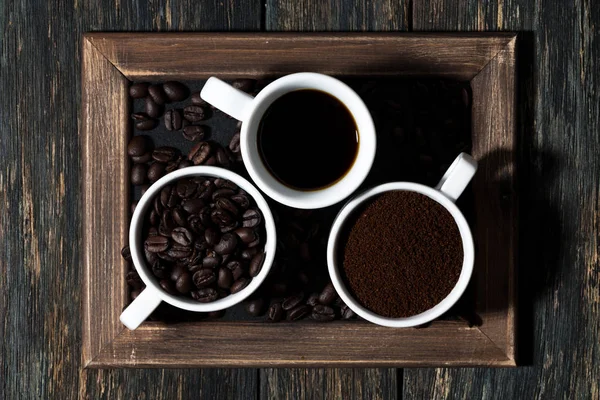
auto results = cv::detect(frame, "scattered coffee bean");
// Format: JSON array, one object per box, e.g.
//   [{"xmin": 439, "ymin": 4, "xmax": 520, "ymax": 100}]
[
  {"xmin": 147, "ymin": 162, "xmax": 166, "ymax": 183},
  {"xmin": 164, "ymin": 109, "xmax": 183, "ymax": 131},
  {"xmin": 130, "ymin": 290, "xmax": 141, "ymax": 301},
  {"xmin": 190, "ymin": 91, "xmax": 208, "ymax": 106},
  {"xmin": 128, "ymin": 135, "xmax": 151, "ymax": 157},
  {"xmin": 129, "ymin": 82, "xmax": 149, "ymax": 98},
  {"xmin": 131, "ymin": 163, "xmax": 148, "ymax": 185},
  {"xmin": 312, "ymin": 305, "xmax": 335, "ymax": 322},
  {"xmin": 287, "ymin": 305, "xmax": 310, "ymax": 321},
  {"xmin": 135, "ymin": 119, "xmax": 159, "ymax": 131},
  {"xmin": 152, "ymin": 146, "xmax": 178, "ymax": 163},
  {"xmin": 229, "ymin": 133, "xmax": 241, "ymax": 153},
  {"xmin": 341, "ymin": 305, "xmax": 356, "ymax": 319},
  {"xmin": 126, "ymin": 270, "xmax": 144, "ymax": 290},
  {"xmin": 163, "ymin": 81, "xmax": 189, "ymax": 102},
  {"xmin": 148, "ymin": 84, "xmax": 168, "ymax": 105},
  {"xmin": 131, "ymin": 152, "xmax": 152, "ymax": 163},
  {"xmin": 188, "ymin": 141, "xmax": 212, "ymax": 165},
  {"xmin": 183, "ymin": 105, "xmax": 206, "ymax": 122},
  {"xmin": 121, "ymin": 245, "xmax": 132, "ymax": 262},
  {"xmin": 306, "ymin": 293, "xmax": 319, "ymax": 307},
  {"xmin": 145, "ymin": 96, "xmax": 164, "ymax": 118},
  {"xmin": 318, "ymin": 283, "xmax": 337, "ymax": 305},
  {"xmin": 178, "ymin": 159, "xmax": 193, "ymax": 169},
  {"xmin": 268, "ymin": 303, "xmax": 283, "ymax": 322},
  {"xmin": 183, "ymin": 125, "xmax": 207, "ymax": 141},
  {"xmin": 282, "ymin": 293, "xmax": 304, "ymax": 311},
  {"xmin": 245, "ymin": 298, "xmax": 265, "ymax": 316}
]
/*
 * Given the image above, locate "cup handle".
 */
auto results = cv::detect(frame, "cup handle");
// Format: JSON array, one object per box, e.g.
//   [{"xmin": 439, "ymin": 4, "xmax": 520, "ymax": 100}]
[
  {"xmin": 119, "ymin": 287, "xmax": 162, "ymax": 330},
  {"xmin": 434, "ymin": 153, "xmax": 478, "ymax": 203},
  {"xmin": 200, "ymin": 77, "xmax": 255, "ymax": 121}
]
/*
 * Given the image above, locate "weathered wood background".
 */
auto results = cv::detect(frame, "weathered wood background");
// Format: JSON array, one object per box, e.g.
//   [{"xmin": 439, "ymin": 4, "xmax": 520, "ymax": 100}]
[{"xmin": 1, "ymin": 0, "xmax": 598, "ymax": 398}]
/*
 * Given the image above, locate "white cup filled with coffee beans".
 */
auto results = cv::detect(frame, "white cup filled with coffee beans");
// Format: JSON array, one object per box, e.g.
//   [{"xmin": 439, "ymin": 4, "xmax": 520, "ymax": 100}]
[
  {"xmin": 120, "ymin": 166, "xmax": 277, "ymax": 330},
  {"xmin": 327, "ymin": 153, "xmax": 478, "ymax": 328},
  {"xmin": 200, "ymin": 73, "xmax": 377, "ymax": 209}
]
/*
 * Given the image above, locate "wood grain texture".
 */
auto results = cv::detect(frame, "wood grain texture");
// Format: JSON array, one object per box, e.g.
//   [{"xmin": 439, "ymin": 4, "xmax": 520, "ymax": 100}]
[
  {"xmin": 86, "ymin": 32, "xmax": 514, "ymax": 81},
  {"xmin": 404, "ymin": 0, "xmax": 600, "ymax": 399},
  {"xmin": 0, "ymin": 1, "xmax": 261, "ymax": 399}
]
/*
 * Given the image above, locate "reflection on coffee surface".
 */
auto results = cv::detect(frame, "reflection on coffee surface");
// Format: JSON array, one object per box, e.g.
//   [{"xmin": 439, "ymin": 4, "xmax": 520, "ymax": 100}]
[
  {"xmin": 257, "ymin": 89, "xmax": 358, "ymax": 191},
  {"xmin": 341, "ymin": 191, "xmax": 463, "ymax": 318}
]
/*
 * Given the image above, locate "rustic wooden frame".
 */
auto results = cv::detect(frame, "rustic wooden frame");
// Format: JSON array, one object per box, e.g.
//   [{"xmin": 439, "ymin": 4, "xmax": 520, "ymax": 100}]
[{"xmin": 82, "ymin": 33, "xmax": 517, "ymax": 368}]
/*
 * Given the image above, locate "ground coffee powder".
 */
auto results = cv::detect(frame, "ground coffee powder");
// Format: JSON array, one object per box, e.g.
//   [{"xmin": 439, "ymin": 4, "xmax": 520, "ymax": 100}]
[{"xmin": 341, "ymin": 190, "xmax": 463, "ymax": 318}]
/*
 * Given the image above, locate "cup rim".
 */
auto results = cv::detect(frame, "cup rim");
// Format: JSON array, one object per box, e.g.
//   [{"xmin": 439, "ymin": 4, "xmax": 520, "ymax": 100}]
[
  {"xmin": 326, "ymin": 182, "xmax": 475, "ymax": 327},
  {"xmin": 240, "ymin": 72, "xmax": 377, "ymax": 209},
  {"xmin": 129, "ymin": 166, "xmax": 277, "ymax": 312}
]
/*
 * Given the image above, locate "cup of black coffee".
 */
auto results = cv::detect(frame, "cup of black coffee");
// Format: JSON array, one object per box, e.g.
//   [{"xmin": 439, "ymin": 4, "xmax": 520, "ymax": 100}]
[
  {"xmin": 327, "ymin": 153, "xmax": 478, "ymax": 327},
  {"xmin": 120, "ymin": 166, "xmax": 277, "ymax": 330},
  {"xmin": 200, "ymin": 73, "xmax": 377, "ymax": 209}
]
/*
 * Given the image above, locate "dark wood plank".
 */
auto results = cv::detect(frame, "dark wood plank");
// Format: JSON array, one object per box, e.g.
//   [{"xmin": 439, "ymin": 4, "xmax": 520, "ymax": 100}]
[
  {"xmin": 263, "ymin": 1, "xmax": 408, "ymax": 397},
  {"xmin": 405, "ymin": 0, "xmax": 600, "ymax": 398},
  {"xmin": 0, "ymin": 0, "xmax": 261, "ymax": 399}
]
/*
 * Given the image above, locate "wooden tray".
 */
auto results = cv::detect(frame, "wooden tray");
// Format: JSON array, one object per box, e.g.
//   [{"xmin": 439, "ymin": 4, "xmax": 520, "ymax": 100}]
[{"xmin": 82, "ymin": 33, "xmax": 517, "ymax": 368}]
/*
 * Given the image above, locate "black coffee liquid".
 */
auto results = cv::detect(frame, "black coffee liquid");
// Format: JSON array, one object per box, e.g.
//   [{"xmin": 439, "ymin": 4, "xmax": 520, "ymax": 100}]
[{"xmin": 257, "ymin": 89, "xmax": 358, "ymax": 190}]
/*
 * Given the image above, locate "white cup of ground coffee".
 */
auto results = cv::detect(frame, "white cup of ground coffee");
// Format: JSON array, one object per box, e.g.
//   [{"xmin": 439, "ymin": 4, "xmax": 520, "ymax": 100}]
[{"xmin": 327, "ymin": 153, "xmax": 478, "ymax": 328}]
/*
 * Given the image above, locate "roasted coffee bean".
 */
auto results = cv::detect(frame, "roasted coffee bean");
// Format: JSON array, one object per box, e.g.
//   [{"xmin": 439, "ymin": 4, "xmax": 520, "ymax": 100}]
[
  {"xmin": 152, "ymin": 146, "xmax": 178, "ymax": 163},
  {"xmin": 131, "ymin": 113, "xmax": 149, "ymax": 121},
  {"xmin": 178, "ymin": 159, "xmax": 193, "ymax": 169},
  {"xmin": 128, "ymin": 135, "xmax": 151, "ymax": 157},
  {"xmin": 242, "ymin": 208, "xmax": 262, "ymax": 228},
  {"xmin": 211, "ymin": 208, "xmax": 234, "ymax": 227},
  {"xmin": 318, "ymin": 283, "xmax": 336, "ymax": 305},
  {"xmin": 202, "ymin": 255, "xmax": 221, "ymax": 269},
  {"xmin": 268, "ymin": 303, "xmax": 283, "ymax": 322},
  {"xmin": 229, "ymin": 133, "xmax": 241, "ymax": 153},
  {"xmin": 312, "ymin": 305, "xmax": 335, "ymax": 322},
  {"xmin": 198, "ymin": 206, "xmax": 213, "ymax": 227},
  {"xmin": 231, "ymin": 194, "xmax": 250, "ymax": 209},
  {"xmin": 245, "ymin": 298, "xmax": 265, "ymax": 316},
  {"xmin": 233, "ymin": 227, "xmax": 255, "ymax": 244},
  {"xmin": 129, "ymin": 82, "xmax": 149, "ymax": 98},
  {"xmin": 232, "ymin": 79, "xmax": 256, "ymax": 93},
  {"xmin": 230, "ymin": 277, "xmax": 249, "ymax": 294},
  {"xmin": 175, "ymin": 272, "xmax": 192, "ymax": 293},
  {"xmin": 164, "ymin": 109, "xmax": 183, "ymax": 131},
  {"xmin": 163, "ymin": 81, "xmax": 189, "ymax": 102},
  {"xmin": 193, "ymin": 268, "xmax": 216, "ymax": 288},
  {"xmin": 152, "ymin": 261, "xmax": 169, "ymax": 279},
  {"xmin": 161, "ymin": 186, "xmax": 180, "ymax": 209},
  {"xmin": 204, "ymin": 155, "xmax": 217, "ymax": 166},
  {"xmin": 215, "ymin": 147, "xmax": 231, "ymax": 167},
  {"xmin": 130, "ymin": 290, "xmax": 141, "ymax": 301},
  {"xmin": 221, "ymin": 253, "xmax": 234, "ymax": 265},
  {"xmin": 147, "ymin": 162, "xmax": 166, "ymax": 182},
  {"xmin": 214, "ymin": 233, "xmax": 239, "ymax": 255},
  {"xmin": 282, "ymin": 293, "xmax": 304, "ymax": 311},
  {"xmin": 241, "ymin": 247, "xmax": 259, "ymax": 261},
  {"xmin": 213, "ymin": 178, "xmax": 236, "ymax": 189},
  {"xmin": 176, "ymin": 179, "xmax": 197, "ymax": 198},
  {"xmin": 144, "ymin": 246, "xmax": 158, "ymax": 262},
  {"xmin": 171, "ymin": 227, "xmax": 194, "ymax": 246},
  {"xmin": 159, "ymin": 279, "xmax": 178, "ymax": 295},
  {"xmin": 157, "ymin": 251, "xmax": 176, "ymax": 262},
  {"xmin": 131, "ymin": 152, "xmax": 152, "ymax": 163},
  {"xmin": 341, "ymin": 305, "xmax": 356, "ymax": 319},
  {"xmin": 148, "ymin": 84, "xmax": 168, "ymax": 105},
  {"xmin": 247, "ymin": 232, "xmax": 261, "ymax": 248},
  {"xmin": 197, "ymin": 182, "xmax": 215, "ymax": 203},
  {"xmin": 216, "ymin": 198, "xmax": 238, "ymax": 217},
  {"xmin": 183, "ymin": 105, "xmax": 206, "ymax": 122},
  {"xmin": 170, "ymin": 264, "xmax": 186, "ymax": 281},
  {"xmin": 121, "ymin": 245, "xmax": 132, "ymax": 262},
  {"xmin": 204, "ymin": 228, "xmax": 220, "ymax": 246},
  {"xmin": 140, "ymin": 184, "xmax": 150, "ymax": 196},
  {"xmin": 287, "ymin": 305, "xmax": 310, "ymax": 321},
  {"xmin": 182, "ymin": 125, "xmax": 207, "ymax": 141},
  {"xmin": 188, "ymin": 216, "xmax": 205, "ymax": 234},
  {"xmin": 188, "ymin": 141, "xmax": 212, "ymax": 165},
  {"xmin": 212, "ymin": 188, "xmax": 236, "ymax": 200},
  {"xmin": 167, "ymin": 245, "xmax": 192, "ymax": 259},
  {"xmin": 306, "ymin": 293, "xmax": 320, "ymax": 307},
  {"xmin": 181, "ymin": 199, "xmax": 203, "ymax": 215},
  {"xmin": 190, "ymin": 91, "xmax": 208, "ymax": 106},
  {"xmin": 230, "ymin": 264, "xmax": 245, "ymax": 280},
  {"xmin": 249, "ymin": 252, "xmax": 265, "ymax": 277},
  {"xmin": 135, "ymin": 119, "xmax": 159, "ymax": 131},
  {"xmin": 217, "ymin": 267, "xmax": 233, "ymax": 289},
  {"xmin": 145, "ymin": 96, "xmax": 164, "ymax": 118},
  {"xmin": 172, "ymin": 208, "xmax": 188, "ymax": 226},
  {"xmin": 192, "ymin": 288, "xmax": 218, "ymax": 302},
  {"xmin": 126, "ymin": 270, "xmax": 143, "ymax": 290},
  {"xmin": 161, "ymin": 210, "xmax": 177, "ymax": 234},
  {"xmin": 131, "ymin": 164, "xmax": 148, "ymax": 185}
]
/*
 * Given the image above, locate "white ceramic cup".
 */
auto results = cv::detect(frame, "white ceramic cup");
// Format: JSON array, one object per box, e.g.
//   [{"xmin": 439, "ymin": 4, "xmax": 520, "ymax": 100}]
[
  {"xmin": 200, "ymin": 73, "xmax": 377, "ymax": 209},
  {"xmin": 120, "ymin": 166, "xmax": 277, "ymax": 330},
  {"xmin": 327, "ymin": 153, "xmax": 478, "ymax": 328}
]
